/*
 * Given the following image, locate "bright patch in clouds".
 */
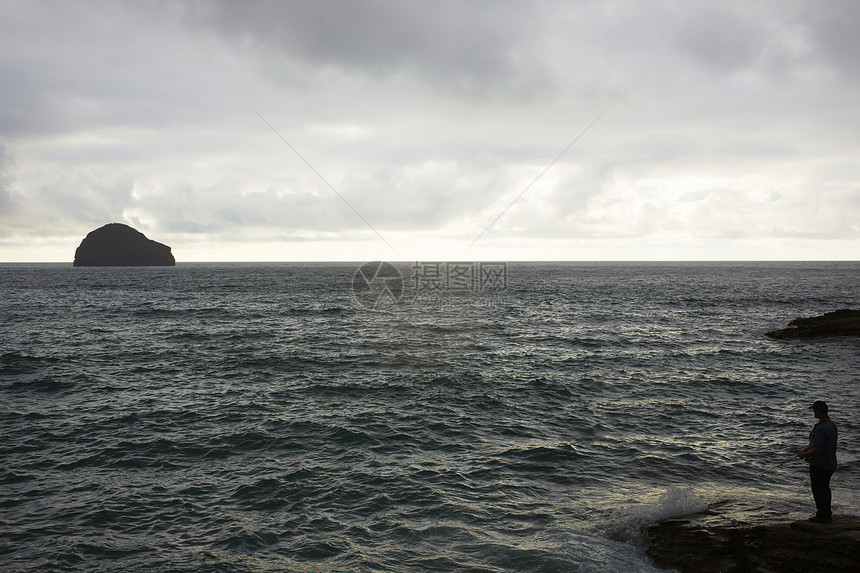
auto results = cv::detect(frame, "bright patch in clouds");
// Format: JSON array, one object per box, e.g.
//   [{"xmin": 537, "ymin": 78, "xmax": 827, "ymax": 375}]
[{"xmin": 1, "ymin": 0, "xmax": 858, "ymax": 261}]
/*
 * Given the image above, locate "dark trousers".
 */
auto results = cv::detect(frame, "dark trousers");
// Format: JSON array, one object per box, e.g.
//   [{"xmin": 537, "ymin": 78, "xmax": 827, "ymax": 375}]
[{"xmin": 809, "ymin": 465, "xmax": 834, "ymax": 518}]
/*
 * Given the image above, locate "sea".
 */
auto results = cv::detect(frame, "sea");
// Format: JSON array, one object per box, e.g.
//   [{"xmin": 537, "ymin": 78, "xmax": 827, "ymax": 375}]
[{"xmin": 1, "ymin": 261, "xmax": 858, "ymax": 572}]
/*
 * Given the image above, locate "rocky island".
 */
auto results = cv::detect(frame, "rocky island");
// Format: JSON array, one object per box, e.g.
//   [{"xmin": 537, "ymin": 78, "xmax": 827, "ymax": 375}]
[
  {"xmin": 645, "ymin": 514, "xmax": 860, "ymax": 572},
  {"xmin": 766, "ymin": 309, "xmax": 860, "ymax": 339},
  {"xmin": 73, "ymin": 223, "xmax": 175, "ymax": 266}
]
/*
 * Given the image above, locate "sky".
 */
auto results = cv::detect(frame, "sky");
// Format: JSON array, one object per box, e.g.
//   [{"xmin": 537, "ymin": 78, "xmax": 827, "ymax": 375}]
[{"xmin": 1, "ymin": 0, "xmax": 858, "ymax": 262}]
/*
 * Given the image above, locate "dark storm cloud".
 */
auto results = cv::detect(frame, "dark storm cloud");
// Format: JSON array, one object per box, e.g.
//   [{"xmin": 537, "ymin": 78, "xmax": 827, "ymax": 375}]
[
  {"xmin": 802, "ymin": 1, "xmax": 860, "ymax": 79},
  {"xmin": 183, "ymin": 0, "xmax": 555, "ymax": 97},
  {"xmin": 670, "ymin": 4, "xmax": 776, "ymax": 72}
]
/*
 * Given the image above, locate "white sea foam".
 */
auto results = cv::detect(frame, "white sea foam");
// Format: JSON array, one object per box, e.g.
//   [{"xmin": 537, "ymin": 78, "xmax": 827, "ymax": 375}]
[
  {"xmin": 640, "ymin": 486, "xmax": 709, "ymax": 522},
  {"xmin": 602, "ymin": 486, "xmax": 708, "ymax": 543}
]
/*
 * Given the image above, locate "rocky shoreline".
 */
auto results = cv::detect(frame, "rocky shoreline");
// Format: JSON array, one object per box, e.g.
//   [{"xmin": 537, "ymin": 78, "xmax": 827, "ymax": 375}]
[
  {"xmin": 766, "ymin": 309, "xmax": 860, "ymax": 339},
  {"xmin": 645, "ymin": 513, "xmax": 860, "ymax": 572}
]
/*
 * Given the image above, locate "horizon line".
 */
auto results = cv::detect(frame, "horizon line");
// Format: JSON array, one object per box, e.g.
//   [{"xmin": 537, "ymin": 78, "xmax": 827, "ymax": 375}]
[{"xmin": 2, "ymin": 259, "xmax": 859, "ymax": 265}]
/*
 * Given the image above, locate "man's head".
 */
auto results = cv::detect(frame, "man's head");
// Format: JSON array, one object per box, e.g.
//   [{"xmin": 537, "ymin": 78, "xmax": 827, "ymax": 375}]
[{"xmin": 811, "ymin": 400, "xmax": 829, "ymax": 419}]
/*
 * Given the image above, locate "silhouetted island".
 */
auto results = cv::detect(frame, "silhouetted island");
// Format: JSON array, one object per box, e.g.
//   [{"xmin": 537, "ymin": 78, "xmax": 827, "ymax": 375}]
[
  {"xmin": 766, "ymin": 309, "xmax": 860, "ymax": 339},
  {"xmin": 73, "ymin": 223, "xmax": 175, "ymax": 267}
]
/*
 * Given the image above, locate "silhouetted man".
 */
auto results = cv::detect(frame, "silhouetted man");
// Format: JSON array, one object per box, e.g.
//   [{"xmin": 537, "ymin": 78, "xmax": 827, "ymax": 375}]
[{"xmin": 798, "ymin": 400, "xmax": 837, "ymax": 523}]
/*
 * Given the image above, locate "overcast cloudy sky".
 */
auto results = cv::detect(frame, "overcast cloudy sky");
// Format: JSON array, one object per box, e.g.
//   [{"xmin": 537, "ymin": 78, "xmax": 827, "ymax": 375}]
[{"xmin": 1, "ymin": 0, "xmax": 858, "ymax": 261}]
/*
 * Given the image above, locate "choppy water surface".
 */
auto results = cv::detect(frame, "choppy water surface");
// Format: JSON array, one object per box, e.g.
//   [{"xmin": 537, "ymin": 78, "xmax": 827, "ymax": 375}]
[{"xmin": 2, "ymin": 262, "xmax": 859, "ymax": 571}]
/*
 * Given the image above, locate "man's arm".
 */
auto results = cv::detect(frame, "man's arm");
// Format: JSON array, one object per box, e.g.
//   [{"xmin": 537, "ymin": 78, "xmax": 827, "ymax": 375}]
[{"xmin": 798, "ymin": 446, "xmax": 823, "ymax": 459}]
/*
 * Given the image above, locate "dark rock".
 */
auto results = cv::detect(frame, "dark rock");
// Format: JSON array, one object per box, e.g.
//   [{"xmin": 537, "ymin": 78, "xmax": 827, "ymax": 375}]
[
  {"xmin": 766, "ymin": 309, "xmax": 860, "ymax": 339},
  {"xmin": 645, "ymin": 514, "xmax": 860, "ymax": 573},
  {"xmin": 73, "ymin": 223, "xmax": 175, "ymax": 267}
]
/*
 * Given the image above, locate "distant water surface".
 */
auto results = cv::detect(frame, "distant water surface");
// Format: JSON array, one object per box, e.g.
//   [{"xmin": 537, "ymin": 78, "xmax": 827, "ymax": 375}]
[{"xmin": 1, "ymin": 262, "xmax": 859, "ymax": 571}]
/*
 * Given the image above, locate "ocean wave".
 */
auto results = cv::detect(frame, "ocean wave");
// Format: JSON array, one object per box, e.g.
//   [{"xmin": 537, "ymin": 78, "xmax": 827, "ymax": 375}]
[{"xmin": 602, "ymin": 486, "xmax": 709, "ymax": 544}]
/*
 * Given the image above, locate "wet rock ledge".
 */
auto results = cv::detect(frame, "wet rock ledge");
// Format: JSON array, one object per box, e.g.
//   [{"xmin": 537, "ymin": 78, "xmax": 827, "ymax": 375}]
[
  {"xmin": 645, "ymin": 515, "xmax": 860, "ymax": 573},
  {"xmin": 766, "ymin": 309, "xmax": 860, "ymax": 339}
]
